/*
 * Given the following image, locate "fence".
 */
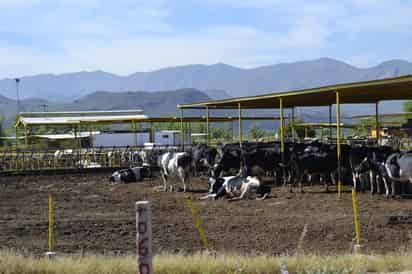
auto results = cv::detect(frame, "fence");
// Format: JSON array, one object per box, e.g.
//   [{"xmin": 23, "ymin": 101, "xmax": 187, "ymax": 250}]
[{"xmin": 0, "ymin": 145, "xmax": 189, "ymax": 173}]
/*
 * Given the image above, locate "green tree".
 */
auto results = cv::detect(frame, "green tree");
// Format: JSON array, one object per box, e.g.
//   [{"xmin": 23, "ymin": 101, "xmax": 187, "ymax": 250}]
[
  {"xmin": 249, "ymin": 124, "xmax": 266, "ymax": 140},
  {"xmin": 353, "ymin": 117, "xmax": 375, "ymax": 136},
  {"xmin": 403, "ymin": 101, "xmax": 412, "ymax": 112}
]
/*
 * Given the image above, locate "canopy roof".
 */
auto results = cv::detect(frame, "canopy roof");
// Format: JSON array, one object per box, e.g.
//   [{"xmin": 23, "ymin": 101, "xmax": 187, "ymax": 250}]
[
  {"xmin": 178, "ymin": 75, "xmax": 412, "ymax": 109},
  {"xmin": 294, "ymin": 123, "xmax": 358, "ymax": 128},
  {"xmin": 352, "ymin": 112, "xmax": 412, "ymax": 119},
  {"xmin": 16, "ymin": 114, "xmax": 280, "ymax": 127}
]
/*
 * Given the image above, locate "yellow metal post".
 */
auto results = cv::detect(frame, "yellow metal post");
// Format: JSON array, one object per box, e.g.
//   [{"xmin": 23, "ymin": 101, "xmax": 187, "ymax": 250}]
[
  {"xmin": 180, "ymin": 108, "xmax": 184, "ymax": 148},
  {"xmin": 24, "ymin": 125, "xmax": 28, "ymax": 147},
  {"xmin": 375, "ymin": 102, "xmax": 380, "ymax": 145},
  {"xmin": 132, "ymin": 120, "xmax": 137, "ymax": 147},
  {"xmin": 186, "ymin": 197, "xmax": 209, "ymax": 249},
  {"xmin": 280, "ymin": 98, "xmax": 285, "ymax": 154},
  {"xmin": 15, "ymin": 126, "xmax": 18, "ymax": 149},
  {"xmin": 150, "ymin": 122, "xmax": 155, "ymax": 143},
  {"xmin": 336, "ymin": 91, "xmax": 342, "ymax": 199},
  {"xmin": 329, "ymin": 105, "xmax": 332, "ymax": 141},
  {"xmin": 238, "ymin": 103, "xmax": 243, "ymax": 146},
  {"xmin": 206, "ymin": 106, "xmax": 210, "ymax": 145},
  {"xmin": 351, "ymin": 188, "xmax": 361, "ymax": 248},
  {"xmin": 48, "ymin": 193, "xmax": 54, "ymax": 252},
  {"xmin": 291, "ymin": 108, "xmax": 295, "ymax": 142},
  {"xmin": 89, "ymin": 126, "xmax": 94, "ymax": 147}
]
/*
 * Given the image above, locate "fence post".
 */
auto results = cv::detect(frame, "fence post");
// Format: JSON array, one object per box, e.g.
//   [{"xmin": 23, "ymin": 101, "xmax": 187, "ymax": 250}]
[
  {"xmin": 45, "ymin": 193, "xmax": 56, "ymax": 258},
  {"xmin": 351, "ymin": 188, "xmax": 361, "ymax": 253},
  {"xmin": 136, "ymin": 201, "xmax": 152, "ymax": 274}
]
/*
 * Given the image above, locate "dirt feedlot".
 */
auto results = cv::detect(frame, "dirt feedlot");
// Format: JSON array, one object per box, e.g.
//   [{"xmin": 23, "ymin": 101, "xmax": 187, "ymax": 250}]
[{"xmin": 1, "ymin": 173, "xmax": 412, "ymax": 255}]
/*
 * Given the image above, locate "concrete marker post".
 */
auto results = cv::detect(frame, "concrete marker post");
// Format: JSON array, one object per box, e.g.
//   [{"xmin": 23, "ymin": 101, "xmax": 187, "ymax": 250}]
[{"xmin": 136, "ymin": 201, "xmax": 152, "ymax": 274}]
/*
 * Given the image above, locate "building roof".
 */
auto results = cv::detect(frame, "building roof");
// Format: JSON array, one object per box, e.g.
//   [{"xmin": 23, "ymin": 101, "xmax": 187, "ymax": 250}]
[
  {"xmin": 16, "ymin": 110, "xmax": 148, "ymax": 127},
  {"xmin": 31, "ymin": 131, "xmax": 100, "ymax": 140},
  {"xmin": 178, "ymin": 75, "xmax": 412, "ymax": 109}
]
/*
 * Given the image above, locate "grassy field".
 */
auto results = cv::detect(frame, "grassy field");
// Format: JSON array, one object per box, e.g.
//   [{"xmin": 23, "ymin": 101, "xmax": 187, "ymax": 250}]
[{"xmin": 1, "ymin": 250, "xmax": 412, "ymax": 274}]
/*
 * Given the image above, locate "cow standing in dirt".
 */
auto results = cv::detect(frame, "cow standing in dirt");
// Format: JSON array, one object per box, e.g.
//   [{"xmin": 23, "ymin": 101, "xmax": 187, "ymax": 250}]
[{"xmin": 158, "ymin": 152, "xmax": 193, "ymax": 192}]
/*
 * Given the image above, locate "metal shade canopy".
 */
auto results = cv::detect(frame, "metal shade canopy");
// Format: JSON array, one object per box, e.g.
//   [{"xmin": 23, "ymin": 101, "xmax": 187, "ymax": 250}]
[{"xmin": 178, "ymin": 75, "xmax": 412, "ymax": 109}]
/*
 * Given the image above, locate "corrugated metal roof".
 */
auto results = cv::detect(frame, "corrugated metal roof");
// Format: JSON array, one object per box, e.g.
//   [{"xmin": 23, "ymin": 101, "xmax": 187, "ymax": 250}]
[
  {"xmin": 17, "ymin": 114, "xmax": 148, "ymax": 126},
  {"xmin": 178, "ymin": 75, "xmax": 412, "ymax": 109}
]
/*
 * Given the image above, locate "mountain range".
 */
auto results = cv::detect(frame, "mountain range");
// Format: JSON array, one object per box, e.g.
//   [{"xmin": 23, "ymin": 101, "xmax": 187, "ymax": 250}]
[
  {"xmin": 0, "ymin": 57, "xmax": 411, "ymax": 127},
  {"xmin": 1, "ymin": 58, "xmax": 411, "ymax": 101}
]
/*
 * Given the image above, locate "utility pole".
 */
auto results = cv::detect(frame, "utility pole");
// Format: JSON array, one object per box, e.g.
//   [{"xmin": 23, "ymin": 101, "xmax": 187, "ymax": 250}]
[
  {"xmin": 40, "ymin": 104, "xmax": 48, "ymax": 112},
  {"xmin": 15, "ymin": 78, "xmax": 21, "ymax": 115}
]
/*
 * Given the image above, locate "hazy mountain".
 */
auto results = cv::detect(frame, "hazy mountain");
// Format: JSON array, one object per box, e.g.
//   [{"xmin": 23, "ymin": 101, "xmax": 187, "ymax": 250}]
[
  {"xmin": 0, "ymin": 89, "xmax": 210, "ymax": 127},
  {"xmin": 1, "ymin": 58, "xmax": 411, "ymax": 102}
]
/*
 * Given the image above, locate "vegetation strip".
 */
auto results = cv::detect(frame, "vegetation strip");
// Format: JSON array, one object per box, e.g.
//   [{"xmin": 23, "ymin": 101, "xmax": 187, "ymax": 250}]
[{"xmin": 1, "ymin": 250, "xmax": 412, "ymax": 274}]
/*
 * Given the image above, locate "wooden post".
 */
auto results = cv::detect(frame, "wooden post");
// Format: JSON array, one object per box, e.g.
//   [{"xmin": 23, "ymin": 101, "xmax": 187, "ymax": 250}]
[
  {"xmin": 336, "ymin": 91, "xmax": 342, "ymax": 199},
  {"xmin": 136, "ymin": 201, "xmax": 152, "ymax": 274}
]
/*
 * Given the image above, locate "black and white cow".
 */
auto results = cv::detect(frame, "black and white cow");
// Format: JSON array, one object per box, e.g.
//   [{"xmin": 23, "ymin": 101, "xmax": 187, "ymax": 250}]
[
  {"xmin": 286, "ymin": 144, "xmax": 352, "ymax": 192},
  {"xmin": 200, "ymin": 175, "xmax": 270, "ymax": 201},
  {"xmin": 383, "ymin": 152, "xmax": 412, "ymax": 197},
  {"xmin": 190, "ymin": 144, "xmax": 219, "ymax": 176},
  {"xmin": 110, "ymin": 166, "xmax": 149, "ymax": 183},
  {"xmin": 158, "ymin": 152, "xmax": 193, "ymax": 192}
]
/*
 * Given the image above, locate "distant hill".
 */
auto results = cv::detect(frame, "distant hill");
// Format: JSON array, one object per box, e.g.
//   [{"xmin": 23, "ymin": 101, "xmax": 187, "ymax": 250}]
[
  {"xmin": 0, "ymin": 58, "xmax": 411, "ymax": 102},
  {"xmin": 0, "ymin": 89, "xmax": 210, "ymax": 127}
]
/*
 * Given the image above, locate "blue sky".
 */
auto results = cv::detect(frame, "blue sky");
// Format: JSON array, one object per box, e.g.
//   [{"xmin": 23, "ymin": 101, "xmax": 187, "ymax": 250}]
[{"xmin": 0, "ymin": 0, "xmax": 411, "ymax": 78}]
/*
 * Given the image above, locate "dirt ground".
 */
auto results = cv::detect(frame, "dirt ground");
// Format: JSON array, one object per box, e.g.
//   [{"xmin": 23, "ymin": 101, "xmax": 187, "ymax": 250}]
[{"xmin": 1, "ymin": 172, "xmax": 412, "ymax": 256}]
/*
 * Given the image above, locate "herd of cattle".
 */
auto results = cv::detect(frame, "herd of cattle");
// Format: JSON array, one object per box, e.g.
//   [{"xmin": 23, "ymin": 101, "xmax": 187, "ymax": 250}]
[{"xmin": 110, "ymin": 141, "xmax": 412, "ymax": 200}]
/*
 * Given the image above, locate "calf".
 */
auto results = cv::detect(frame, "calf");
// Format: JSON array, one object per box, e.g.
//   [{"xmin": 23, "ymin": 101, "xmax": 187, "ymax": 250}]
[
  {"xmin": 110, "ymin": 166, "xmax": 148, "ymax": 183},
  {"xmin": 201, "ymin": 175, "xmax": 270, "ymax": 201},
  {"xmin": 158, "ymin": 152, "xmax": 192, "ymax": 192}
]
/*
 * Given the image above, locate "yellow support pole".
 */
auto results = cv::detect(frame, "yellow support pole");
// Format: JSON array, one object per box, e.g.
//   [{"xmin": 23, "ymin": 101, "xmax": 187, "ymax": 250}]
[
  {"xmin": 291, "ymin": 107, "xmax": 295, "ymax": 142},
  {"xmin": 15, "ymin": 126, "xmax": 18, "ymax": 149},
  {"xmin": 279, "ymin": 98, "xmax": 284, "ymax": 154},
  {"xmin": 351, "ymin": 188, "xmax": 361, "ymax": 248},
  {"xmin": 89, "ymin": 126, "xmax": 94, "ymax": 147},
  {"xmin": 180, "ymin": 109, "xmax": 184, "ymax": 148},
  {"xmin": 238, "ymin": 103, "xmax": 242, "ymax": 146},
  {"xmin": 336, "ymin": 91, "xmax": 342, "ymax": 199},
  {"xmin": 186, "ymin": 197, "xmax": 209, "ymax": 250},
  {"xmin": 329, "ymin": 105, "xmax": 333, "ymax": 141},
  {"xmin": 206, "ymin": 106, "xmax": 210, "ymax": 145},
  {"xmin": 24, "ymin": 125, "xmax": 28, "ymax": 148},
  {"xmin": 375, "ymin": 102, "xmax": 380, "ymax": 145},
  {"xmin": 48, "ymin": 193, "xmax": 54, "ymax": 252},
  {"xmin": 132, "ymin": 120, "xmax": 137, "ymax": 147}
]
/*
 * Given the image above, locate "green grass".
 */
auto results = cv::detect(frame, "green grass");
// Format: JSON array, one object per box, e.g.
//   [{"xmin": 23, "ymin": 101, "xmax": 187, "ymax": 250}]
[{"xmin": 1, "ymin": 250, "xmax": 412, "ymax": 274}]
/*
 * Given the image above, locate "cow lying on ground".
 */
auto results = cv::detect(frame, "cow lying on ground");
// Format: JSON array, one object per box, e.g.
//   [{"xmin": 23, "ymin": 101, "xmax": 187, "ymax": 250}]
[
  {"xmin": 110, "ymin": 166, "xmax": 150, "ymax": 183},
  {"xmin": 200, "ymin": 175, "xmax": 270, "ymax": 201},
  {"xmin": 158, "ymin": 152, "xmax": 192, "ymax": 192}
]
